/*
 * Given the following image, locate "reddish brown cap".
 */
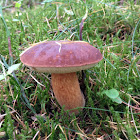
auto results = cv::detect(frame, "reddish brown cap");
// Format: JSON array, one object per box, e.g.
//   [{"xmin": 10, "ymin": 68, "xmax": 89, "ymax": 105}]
[{"xmin": 20, "ymin": 40, "xmax": 103, "ymax": 73}]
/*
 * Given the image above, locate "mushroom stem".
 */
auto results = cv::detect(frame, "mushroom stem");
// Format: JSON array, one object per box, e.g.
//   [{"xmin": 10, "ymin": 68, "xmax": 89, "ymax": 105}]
[{"xmin": 51, "ymin": 72, "xmax": 85, "ymax": 114}]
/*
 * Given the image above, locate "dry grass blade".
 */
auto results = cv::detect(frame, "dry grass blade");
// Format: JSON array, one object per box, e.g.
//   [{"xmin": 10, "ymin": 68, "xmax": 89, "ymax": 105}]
[
  {"xmin": 32, "ymin": 130, "xmax": 40, "ymax": 140},
  {"xmin": 44, "ymin": 124, "xmax": 59, "ymax": 140},
  {"xmin": 30, "ymin": 73, "xmax": 45, "ymax": 87},
  {"xmin": 76, "ymin": 123, "xmax": 92, "ymax": 139},
  {"xmin": 59, "ymin": 124, "xmax": 68, "ymax": 140},
  {"xmin": 0, "ymin": 131, "xmax": 5, "ymax": 137},
  {"xmin": 130, "ymin": 107, "xmax": 139, "ymax": 134},
  {"xmin": 0, "ymin": 110, "xmax": 16, "ymax": 121}
]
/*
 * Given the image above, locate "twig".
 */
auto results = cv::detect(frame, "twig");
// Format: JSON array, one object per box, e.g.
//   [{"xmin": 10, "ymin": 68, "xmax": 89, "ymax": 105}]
[
  {"xmin": 8, "ymin": 37, "xmax": 13, "ymax": 59},
  {"xmin": 79, "ymin": 8, "xmax": 88, "ymax": 93},
  {"xmin": 122, "ymin": 101, "xmax": 140, "ymax": 110},
  {"xmin": 79, "ymin": 7, "xmax": 88, "ymax": 41}
]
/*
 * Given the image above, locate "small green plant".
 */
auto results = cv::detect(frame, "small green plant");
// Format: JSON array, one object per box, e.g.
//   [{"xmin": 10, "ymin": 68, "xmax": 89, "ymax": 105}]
[
  {"xmin": 103, "ymin": 89, "xmax": 123, "ymax": 104},
  {"xmin": 0, "ymin": 61, "xmax": 21, "ymax": 81}
]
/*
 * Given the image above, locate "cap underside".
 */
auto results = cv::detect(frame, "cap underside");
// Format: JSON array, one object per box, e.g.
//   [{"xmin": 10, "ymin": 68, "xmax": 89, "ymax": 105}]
[{"xmin": 30, "ymin": 63, "xmax": 96, "ymax": 73}]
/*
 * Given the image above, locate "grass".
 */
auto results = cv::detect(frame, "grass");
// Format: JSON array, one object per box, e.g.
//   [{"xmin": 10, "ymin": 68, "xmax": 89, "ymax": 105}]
[{"xmin": 0, "ymin": 0, "xmax": 140, "ymax": 139}]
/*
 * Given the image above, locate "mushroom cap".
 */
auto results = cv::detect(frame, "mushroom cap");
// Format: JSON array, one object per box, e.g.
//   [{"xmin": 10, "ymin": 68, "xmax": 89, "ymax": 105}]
[{"xmin": 20, "ymin": 40, "xmax": 103, "ymax": 73}]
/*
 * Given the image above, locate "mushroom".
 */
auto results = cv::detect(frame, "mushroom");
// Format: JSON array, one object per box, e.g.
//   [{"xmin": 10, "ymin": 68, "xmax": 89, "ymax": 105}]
[{"xmin": 20, "ymin": 40, "xmax": 103, "ymax": 114}]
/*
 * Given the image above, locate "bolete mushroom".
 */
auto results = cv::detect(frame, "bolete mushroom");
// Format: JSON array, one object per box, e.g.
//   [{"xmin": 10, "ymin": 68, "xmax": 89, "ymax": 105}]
[{"xmin": 20, "ymin": 40, "xmax": 103, "ymax": 114}]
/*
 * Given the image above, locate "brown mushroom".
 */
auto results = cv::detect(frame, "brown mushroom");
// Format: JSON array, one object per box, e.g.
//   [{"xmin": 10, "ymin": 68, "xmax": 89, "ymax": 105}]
[{"xmin": 20, "ymin": 40, "xmax": 103, "ymax": 114}]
